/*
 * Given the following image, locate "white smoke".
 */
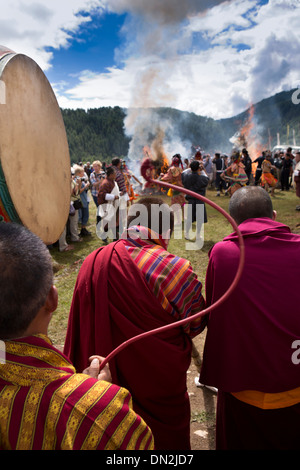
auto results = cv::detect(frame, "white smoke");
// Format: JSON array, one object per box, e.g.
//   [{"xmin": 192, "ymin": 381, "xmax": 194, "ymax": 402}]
[
  {"xmin": 103, "ymin": 0, "xmax": 231, "ymax": 164},
  {"xmin": 125, "ymin": 108, "xmax": 192, "ymax": 163}
]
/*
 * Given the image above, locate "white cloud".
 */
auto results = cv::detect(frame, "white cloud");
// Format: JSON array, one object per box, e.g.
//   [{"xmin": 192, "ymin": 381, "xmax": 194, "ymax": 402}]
[
  {"xmin": 57, "ymin": 0, "xmax": 300, "ymax": 119},
  {"xmin": 0, "ymin": 0, "xmax": 104, "ymax": 70},
  {"xmin": 1, "ymin": 0, "xmax": 300, "ymax": 121},
  {"xmin": 56, "ymin": 66, "xmax": 133, "ymax": 109},
  {"xmin": 186, "ymin": 0, "xmax": 254, "ymax": 37},
  {"xmin": 208, "ymin": 0, "xmax": 300, "ymax": 110}
]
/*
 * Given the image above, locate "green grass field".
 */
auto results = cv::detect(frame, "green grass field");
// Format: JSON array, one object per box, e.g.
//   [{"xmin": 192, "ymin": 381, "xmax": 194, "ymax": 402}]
[{"xmin": 49, "ymin": 186, "xmax": 300, "ymax": 348}]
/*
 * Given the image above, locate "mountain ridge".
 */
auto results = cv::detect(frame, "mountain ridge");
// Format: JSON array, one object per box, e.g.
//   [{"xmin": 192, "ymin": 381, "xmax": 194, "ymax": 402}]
[{"xmin": 61, "ymin": 88, "xmax": 300, "ymax": 163}]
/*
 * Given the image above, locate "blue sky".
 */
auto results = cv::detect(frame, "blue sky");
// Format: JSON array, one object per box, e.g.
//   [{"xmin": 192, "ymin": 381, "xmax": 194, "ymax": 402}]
[
  {"xmin": 1, "ymin": 0, "xmax": 300, "ymax": 121},
  {"xmin": 45, "ymin": 12, "xmax": 126, "ymax": 88}
]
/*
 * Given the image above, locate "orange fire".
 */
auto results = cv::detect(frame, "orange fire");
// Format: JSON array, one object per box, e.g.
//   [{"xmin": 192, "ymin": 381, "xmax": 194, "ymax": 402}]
[
  {"xmin": 238, "ymin": 104, "xmax": 265, "ymax": 175},
  {"xmin": 240, "ymin": 105, "xmax": 254, "ymax": 144},
  {"xmin": 142, "ymin": 138, "xmax": 170, "ymax": 194},
  {"xmin": 142, "ymin": 136, "xmax": 170, "ymax": 176},
  {"xmin": 160, "ymin": 154, "xmax": 169, "ymax": 174}
]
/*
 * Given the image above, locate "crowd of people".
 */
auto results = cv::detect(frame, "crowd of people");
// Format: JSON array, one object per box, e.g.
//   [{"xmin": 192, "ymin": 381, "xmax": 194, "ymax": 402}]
[
  {"xmin": 183, "ymin": 146, "xmax": 300, "ymax": 198},
  {"xmin": 59, "ymin": 146, "xmax": 300, "ymax": 250},
  {"xmin": 55, "ymin": 145, "xmax": 300, "ymax": 254},
  {"xmin": 1, "ymin": 144, "xmax": 300, "ymax": 450},
  {"xmin": 57, "ymin": 157, "xmax": 143, "ymax": 252}
]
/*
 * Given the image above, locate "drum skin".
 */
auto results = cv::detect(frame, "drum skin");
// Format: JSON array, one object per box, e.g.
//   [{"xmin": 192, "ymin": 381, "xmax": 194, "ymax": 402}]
[{"xmin": 0, "ymin": 46, "xmax": 71, "ymax": 245}]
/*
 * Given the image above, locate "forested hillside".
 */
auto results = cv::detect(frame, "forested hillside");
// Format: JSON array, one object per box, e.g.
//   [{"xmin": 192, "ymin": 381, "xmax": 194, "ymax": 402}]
[
  {"xmin": 61, "ymin": 88, "xmax": 300, "ymax": 164},
  {"xmin": 61, "ymin": 107, "xmax": 130, "ymax": 163}
]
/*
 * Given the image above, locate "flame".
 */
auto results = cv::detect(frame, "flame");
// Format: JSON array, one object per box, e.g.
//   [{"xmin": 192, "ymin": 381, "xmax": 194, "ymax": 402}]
[
  {"xmin": 142, "ymin": 128, "xmax": 170, "ymax": 177},
  {"xmin": 160, "ymin": 154, "xmax": 169, "ymax": 174},
  {"xmin": 142, "ymin": 130, "xmax": 170, "ymax": 194},
  {"xmin": 239, "ymin": 104, "xmax": 255, "ymax": 145},
  {"xmin": 233, "ymin": 104, "xmax": 264, "ymax": 163}
]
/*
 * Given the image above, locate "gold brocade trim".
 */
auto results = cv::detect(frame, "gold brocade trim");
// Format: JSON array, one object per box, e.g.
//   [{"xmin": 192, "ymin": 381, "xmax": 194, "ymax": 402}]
[
  {"xmin": 61, "ymin": 377, "xmax": 112, "ymax": 450},
  {"xmin": 123, "ymin": 417, "xmax": 150, "ymax": 451},
  {"xmin": 82, "ymin": 386, "xmax": 130, "ymax": 450},
  {"xmin": 43, "ymin": 374, "xmax": 89, "ymax": 450},
  {"xmin": 0, "ymin": 336, "xmax": 75, "ymax": 387},
  {"xmin": 5, "ymin": 335, "xmax": 74, "ymax": 370},
  {"xmin": 0, "ymin": 336, "xmax": 80, "ymax": 450},
  {"xmin": 0, "ymin": 386, "xmax": 19, "ymax": 450},
  {"xmin": 0, "ymin": 337, "xmax": 154, "ymax": 450},
  {"xmin": 0, "ymin": 361, "xmax": 74, "ymax": 387},
  {"xmin": 17, "ymin": 384, "xmax": 44, "ymax": 450}
]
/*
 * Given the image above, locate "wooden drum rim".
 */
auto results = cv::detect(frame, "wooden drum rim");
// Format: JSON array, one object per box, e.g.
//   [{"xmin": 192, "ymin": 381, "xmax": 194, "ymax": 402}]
[{"xmin": 0, "ymin": 47, "xmax": 71, "ymax": 244}]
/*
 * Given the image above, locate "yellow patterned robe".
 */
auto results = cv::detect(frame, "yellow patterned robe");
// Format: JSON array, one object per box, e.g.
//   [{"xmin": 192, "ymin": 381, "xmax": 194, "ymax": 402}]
[{"xmin": 0, "ymin": 334, "xmax": 154, "ymax": 450}]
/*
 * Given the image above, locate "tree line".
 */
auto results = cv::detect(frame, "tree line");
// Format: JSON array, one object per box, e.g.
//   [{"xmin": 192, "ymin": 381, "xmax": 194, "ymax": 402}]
[
  {"xmin": 61, "ymin": 89, "xmax": 300, "ymax": 164},
  {"xmin": 61, "ymin": 106, "xmax": 130, "ymax": 164}
]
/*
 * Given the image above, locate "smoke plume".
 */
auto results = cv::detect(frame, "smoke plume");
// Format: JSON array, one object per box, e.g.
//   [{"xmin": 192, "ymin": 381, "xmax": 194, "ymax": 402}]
[{"xmin": 104, "ymin": 0, "xmax": 231, "ymax": 164}]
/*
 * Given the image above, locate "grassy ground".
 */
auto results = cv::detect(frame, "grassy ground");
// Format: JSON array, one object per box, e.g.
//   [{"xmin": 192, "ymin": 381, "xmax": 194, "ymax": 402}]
[{"xmin": 49, "ymin": 186, "xmax": 300, "ymax": 349}]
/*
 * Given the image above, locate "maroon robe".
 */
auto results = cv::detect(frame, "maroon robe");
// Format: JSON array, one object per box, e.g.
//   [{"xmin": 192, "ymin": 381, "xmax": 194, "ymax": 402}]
[
  {"xmin": 200, "ymin": 218, "xmax": 300, "ymax": 449},
  {"xmin": 64, "ymin": 240, "xmax": 193, "ymax": 450},
  {"xmin": 200, "ymin": 218, "xmax": 300, "ymax": 392}
]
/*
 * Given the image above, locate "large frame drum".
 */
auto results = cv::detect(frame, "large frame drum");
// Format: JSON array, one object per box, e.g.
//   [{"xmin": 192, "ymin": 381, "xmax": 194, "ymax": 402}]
[{"xmin": 0, "ymin": 46, "xmax": 71, "ymax": 245}]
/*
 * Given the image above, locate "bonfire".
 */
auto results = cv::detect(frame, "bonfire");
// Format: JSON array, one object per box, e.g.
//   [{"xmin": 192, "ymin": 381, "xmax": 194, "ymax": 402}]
[
  {"xmin": 142, "ymin": 137, "xmax": 170, "ymax": 194},
  {"xmin": 230, "ymin": 104, "xmax": 265, "ymax": 175}
]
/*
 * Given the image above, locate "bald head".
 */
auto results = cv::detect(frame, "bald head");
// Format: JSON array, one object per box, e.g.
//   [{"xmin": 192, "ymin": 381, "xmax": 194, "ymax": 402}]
[{"xmin": 229, "ymin": 186, "xmax": 274, "ymax": 225}]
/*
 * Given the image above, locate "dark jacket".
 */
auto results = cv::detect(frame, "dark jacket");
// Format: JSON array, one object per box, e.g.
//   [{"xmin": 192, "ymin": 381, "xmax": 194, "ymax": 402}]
[
  {"xmin": 182, "ymin": 171, "xmax": 209, "ymax": 223},
  {"xmin": 182, "ymin": 171, "xmax": 209, "ymax": 200}
]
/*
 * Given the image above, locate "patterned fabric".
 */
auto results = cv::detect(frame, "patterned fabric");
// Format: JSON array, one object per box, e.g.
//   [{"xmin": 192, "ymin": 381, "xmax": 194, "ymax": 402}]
[
  {"xmin": 0, "ymin": 335, "xmax": 154, "ymax": 450},
  {"xmin": 261, "ymin": 160, "xmax": 277, "ymax": 187},
  {"xmin": 123, "ymin": 226, "xmax": 206, "ymax": 337},
  {"xmin": 225, "ymin": 162, "xmax": 248, "ymax": 183},
  {"xmin": 161, "ymin": 166, "xmax": 186, "ymax": 206},
  {"xmin": 90, "ymin": 171, "xmax": 104, "ymax": 198},
  {"xmin": 261, "ymin": 172, "xmax": 277, "ymax": 187},
  {"xmin": 114, "ymin": 167, "xmax": 127, "ymax": 194}
]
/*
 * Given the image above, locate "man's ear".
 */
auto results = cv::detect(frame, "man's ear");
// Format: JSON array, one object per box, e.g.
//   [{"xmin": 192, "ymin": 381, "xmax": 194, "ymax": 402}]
[
  {"xmin": 272, "ymin": 210, "xmax": 277, "ymax": 220},
  {"xmin": 45, "ymin": 285, "xmax": 58, "ymax": 314},
  {"xmin": 23, "ymin": 285, "xmax": 58, "ymax": 337}
]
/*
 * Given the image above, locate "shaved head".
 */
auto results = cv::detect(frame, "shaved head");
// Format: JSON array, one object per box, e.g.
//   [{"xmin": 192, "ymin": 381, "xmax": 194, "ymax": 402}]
[{"xmin": 229, "ymin": 186, "xmax": 273, "ymax": 225}]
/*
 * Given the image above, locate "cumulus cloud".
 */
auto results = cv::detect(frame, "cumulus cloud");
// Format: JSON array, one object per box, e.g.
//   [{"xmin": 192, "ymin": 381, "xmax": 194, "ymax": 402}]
[
  {"xmin": 43, "ymin": 0, "xmax": 300, "ymax": 161},
  {"xmin": 0, "ymin": 0, "xmax": 104, "ymax": 70},
  {"xmin": 60, "ymin": 0, "xmax": 300, "ymax": 120},
  {"xmin": 56, "ymin": 66, "xmax": 133, "ymax": 109},
  {"xmin": 1, "ymin": 0, "xmax": 300, "ymax": 125}
]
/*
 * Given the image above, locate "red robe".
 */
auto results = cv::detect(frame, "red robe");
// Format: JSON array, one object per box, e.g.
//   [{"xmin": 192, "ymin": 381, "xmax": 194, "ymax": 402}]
[
  {"xmin": 64, "ymin": 240, "xmax": 194, "ymax": 450},
  {"xmin": 200, "ymin": 218, "xmax": 300, "ymax": 449},
  {"xmin": 200, "ymin": 218, "xmax": 300, "ymax": 393}
]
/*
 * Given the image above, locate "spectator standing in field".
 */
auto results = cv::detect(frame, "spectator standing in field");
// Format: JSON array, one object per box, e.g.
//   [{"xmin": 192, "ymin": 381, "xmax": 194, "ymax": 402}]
[
  {"xmin": 280, "ymin": 148, "xmax": 294, "ymax": 191},
  {"xmin": 111, "ymin": 158, "xmax": 129, "ymax": 237},
  {"xmin": 96, "ymin": 166, "xmax": 120, "ymax": 242},
  {"xmin": 294, "ymin": 151, "xmax": 300, "ymax": 210},
  {"xmin": 241, "ymin": 148, "xmax": 252, "ymax": 184},
  {"xmin": 213, "ymin": 153, "xmax": 226, "ymax": 196},
  {"xmin": 90, "ymin": 160, "xmax": 105, "ymax": 207},
  {"xmin": 182, "ymin": 160, "xmax": 209, "ymax": 244}
]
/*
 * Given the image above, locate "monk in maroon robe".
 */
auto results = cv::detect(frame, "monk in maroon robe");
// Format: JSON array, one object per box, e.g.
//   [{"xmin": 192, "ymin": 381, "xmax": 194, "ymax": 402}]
[
  {"xmin": 64, "ymin": 197, "xmax": 207, "ymax": 450},
  {"xmin": 200, "ymin": 186, "xmax": 300, "ymax": 450}
]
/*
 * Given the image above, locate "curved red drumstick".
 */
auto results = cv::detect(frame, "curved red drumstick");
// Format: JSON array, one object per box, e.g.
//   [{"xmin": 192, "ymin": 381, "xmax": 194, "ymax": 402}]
[{"xmin": 99, "ymin": 158, "xmax": 245, "ymax": 370}]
